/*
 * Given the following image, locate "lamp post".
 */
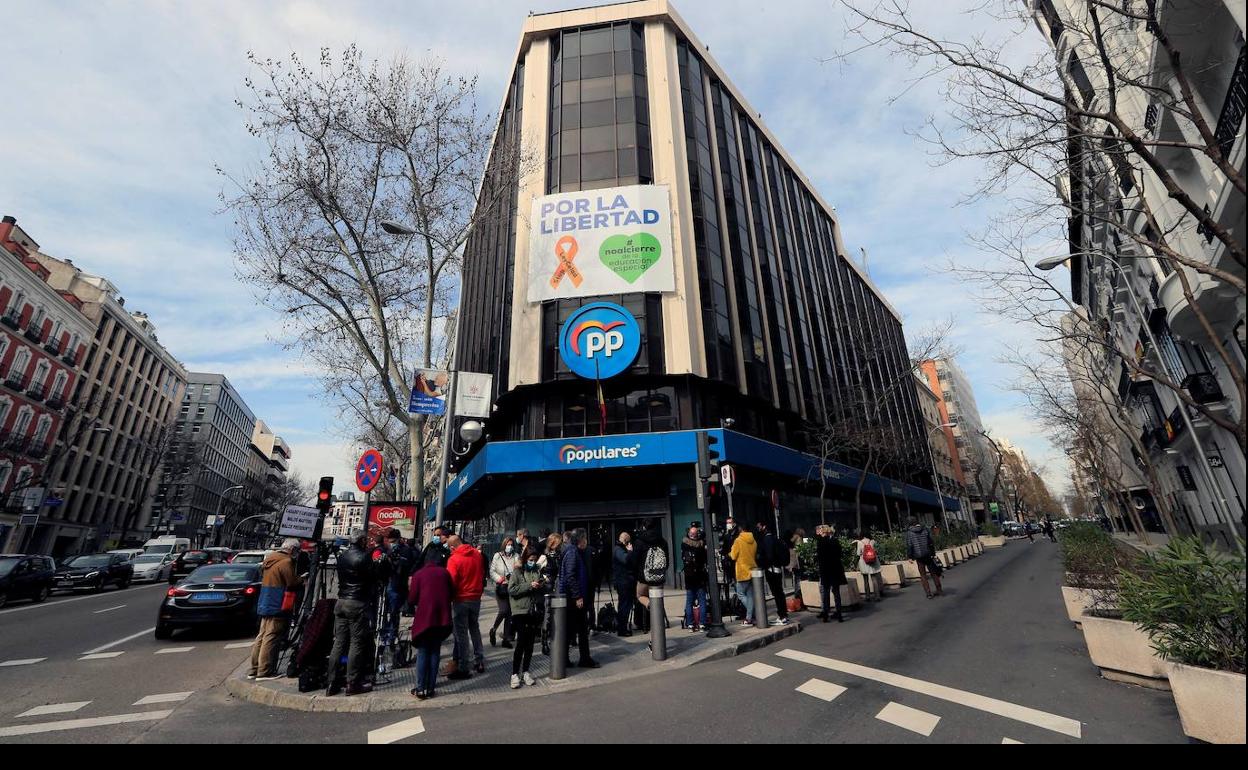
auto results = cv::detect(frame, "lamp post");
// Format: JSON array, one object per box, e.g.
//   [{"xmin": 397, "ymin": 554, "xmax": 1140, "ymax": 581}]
[
  {"xmin": 212, "ymin": 485, "xmax": 245, "ymax": 547},
  {"xmin": 434, "ymin": 415, "xmax": 483, "ymax": 529},
  {"xmin": 1036, "ymin": 254, "xmax": 1242, "ymax": 553}
]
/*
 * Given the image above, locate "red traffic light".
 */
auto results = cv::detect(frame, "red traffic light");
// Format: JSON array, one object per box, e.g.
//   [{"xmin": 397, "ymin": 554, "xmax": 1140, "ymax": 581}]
[{"xmin": 318, "ymin": 490, "xmax": 331, "ymax": 501}]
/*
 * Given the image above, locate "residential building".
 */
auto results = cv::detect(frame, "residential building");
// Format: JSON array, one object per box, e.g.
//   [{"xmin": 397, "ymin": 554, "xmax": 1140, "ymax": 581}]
[
  {"xmin": 324, "ymin": 493, "xmax": 365, "ymax": 540},
  {"xmin": 920, "ymin": 357, "xmax": 1002, "ymax": 523},
  {"xmin": 915, "ymin": 372, "xmax": 965, "ymax": 525}
]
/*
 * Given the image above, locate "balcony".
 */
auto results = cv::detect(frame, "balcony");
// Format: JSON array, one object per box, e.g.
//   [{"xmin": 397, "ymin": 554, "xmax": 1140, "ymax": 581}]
[
  {"xmin": 4, "ymin": 433, "xmax": 28, "ymax": 453},
  {"xmin": 27, "ymin": 441, "xmax": 49, "ymax": 459},
  {"xmin": 46, "ymin": 394, "xmax": 66, "ymax": 411},
  {"xmin": 3, "ymin": 374, "xmax": 29, "ymax": 392},
  {"xmin": 23, "ymin": 325, "xmax": 43, "ymax": 343},
  {"xmin": 1158, "ymin": 268, "xmax": 1241, "ymax": 341},
  {"xmin": 61, "ymin": 350, "xmax": 78, "ymax": 367},
  {"xmin": 1183, "ymin": 372, "xmax": 1225, "ymax": 405},
  {"xmin": 1214, "ymin": 44, "xmax": 1245, "ymax": 162},
  {"xmin": 25, "ymin": 382, "xmax": 47, "ymax": 402},
  {"xmin": 43, "ymin": 340, "xmax": 62, "ymax": 356}
]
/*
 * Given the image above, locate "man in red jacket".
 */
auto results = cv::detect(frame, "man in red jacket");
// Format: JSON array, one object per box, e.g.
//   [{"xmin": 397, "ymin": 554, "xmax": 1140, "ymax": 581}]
[{"xmin": 446, "ymin": 534, "xmax": 485, "ymax": 679}]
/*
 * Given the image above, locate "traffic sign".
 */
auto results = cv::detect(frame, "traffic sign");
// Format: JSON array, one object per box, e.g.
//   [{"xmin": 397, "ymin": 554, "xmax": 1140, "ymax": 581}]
[
  {"xmin": 356, "ymin": 449, "xmax": 384, "ymax": 493},
  {"xmin": 720, "ymin": 464, "xmax": 735, "ymax": 490},
  {"xmin": 19, "ymin": 514, "xmax": 38, "ymax": 526},
  {"xmin": 44, "ymin": 497, "xmax": 64, "ymax": 508}
]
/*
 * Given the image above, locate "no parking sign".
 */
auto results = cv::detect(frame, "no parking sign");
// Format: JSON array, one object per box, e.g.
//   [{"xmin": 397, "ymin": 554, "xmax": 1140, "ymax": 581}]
[{"xmin": 356, "ymin": 449, "xmax": 383, "ymax": 493}]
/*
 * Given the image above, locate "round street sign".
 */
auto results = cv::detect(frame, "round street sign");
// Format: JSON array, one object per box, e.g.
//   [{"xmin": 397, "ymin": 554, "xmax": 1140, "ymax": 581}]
[{"xmin": 356, "ymin": 449, "xmax": 384, "ymax": 493}]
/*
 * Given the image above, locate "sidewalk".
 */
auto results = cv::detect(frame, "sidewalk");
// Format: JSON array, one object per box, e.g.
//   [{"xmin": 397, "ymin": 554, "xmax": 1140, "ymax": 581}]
[
  {"xmin": 1113, "ymin": 531, "xmax": 1172, "ymax": 554},
  {"xmin": 228, "ymin": 590, "xmax": 806, "ymax": 713}
]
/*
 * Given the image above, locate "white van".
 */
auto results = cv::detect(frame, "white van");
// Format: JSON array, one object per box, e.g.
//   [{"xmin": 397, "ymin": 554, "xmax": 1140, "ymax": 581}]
[
  {"xmin": 142, "ymin": 537, "xmax": 191, "ymax": 558},
  {"xmin": 107, "ymin": 549, "xmax": 146, "ymax": 562}
]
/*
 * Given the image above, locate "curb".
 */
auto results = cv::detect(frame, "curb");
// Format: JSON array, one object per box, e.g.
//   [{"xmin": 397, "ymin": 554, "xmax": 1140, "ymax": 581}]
[{"xmin": 225, "ymin": 617, "xmax": 807, "ymax": 713}]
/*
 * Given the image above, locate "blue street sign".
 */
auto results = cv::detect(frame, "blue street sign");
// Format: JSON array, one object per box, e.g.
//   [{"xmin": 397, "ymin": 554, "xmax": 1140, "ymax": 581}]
[
  {"xmin": 356, "ymin": 449, "xmax": 383, "ymax": 493},
  {"xmin": 45, "ymin": 497, "xmax": 64, "ymax": 507},
  {"xmin": 558, "ymin": 302, "xmax": 641, "ymax": 380}
]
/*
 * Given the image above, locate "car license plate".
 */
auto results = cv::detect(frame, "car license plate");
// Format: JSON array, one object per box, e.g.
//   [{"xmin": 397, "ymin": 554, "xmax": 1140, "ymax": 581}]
[
  {"xmin": 191, "ymin": 592, "xmax": 226, "ymax": 602},
  {"xmin": 58, "ymin": 580, "xmax": 74, "ymax": 587}
]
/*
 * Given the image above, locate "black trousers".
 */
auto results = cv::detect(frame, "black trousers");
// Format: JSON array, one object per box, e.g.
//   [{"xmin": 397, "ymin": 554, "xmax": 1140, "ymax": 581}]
[
  {"xmin": 765, "ymin": 569, "xmax": 788, "ymax": 619},
  {"xmin": 820, "ymin": 580, "xmax": 844, "ymax": 617},
  {"xmin": 568, "ymin": 601, "xmax": 592, "ymax": 662},
  {"xmin": 512, "ymin": 614, "xmax": 537, "ymax": 675}
]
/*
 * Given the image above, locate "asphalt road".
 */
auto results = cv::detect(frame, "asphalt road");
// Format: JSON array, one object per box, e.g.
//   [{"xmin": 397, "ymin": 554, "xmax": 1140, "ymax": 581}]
[{"xmin": 1, "ymin": 539, "xmax": 1189, "ymax": 744}]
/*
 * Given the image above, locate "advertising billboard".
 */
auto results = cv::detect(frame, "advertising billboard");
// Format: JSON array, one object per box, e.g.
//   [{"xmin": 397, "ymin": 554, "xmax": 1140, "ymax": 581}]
[{"xmin": 367, "ymin": 503, "xmax": 419, "ymax": 540}]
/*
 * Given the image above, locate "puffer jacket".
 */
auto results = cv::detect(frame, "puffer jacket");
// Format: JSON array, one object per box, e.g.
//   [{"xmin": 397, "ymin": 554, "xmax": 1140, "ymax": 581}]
[
  {"xmin": 256, "ymin": 550, "xmax": 302, "ymax": 618},
  {"xmin": 905, "ymin": 524, "xmax": 935, "ymax": 560},
  {"xmin": 507, "ymin": 562, "xmax": 546, "ymax": 616},
  {"xmin": 681, "ymin": 537, "xmax": 708, "ymax": 590},
  {"xmin": 729, "ymin": 531, "xmax": 758, "ymax": 582}
]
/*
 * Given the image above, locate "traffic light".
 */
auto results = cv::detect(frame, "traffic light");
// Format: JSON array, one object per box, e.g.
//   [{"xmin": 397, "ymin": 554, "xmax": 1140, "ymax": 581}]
[
  {"xmin": 706, "ymin": 480, "xmax": 722, "ymax": 516},
  {"xmin": 316, "ymin": 477, "xmax": 334, "ymax": 515},
  {"xmin": 696, "ymin": 431, "xmax": 722, "ymax": 479}
]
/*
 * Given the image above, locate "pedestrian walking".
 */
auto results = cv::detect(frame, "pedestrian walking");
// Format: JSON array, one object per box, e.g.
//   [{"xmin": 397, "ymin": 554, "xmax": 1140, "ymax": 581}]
[
  {"xmin": 680, "ymin": 522, "xmax": 709, "ymax": 631},
  {"xmin": 326, "ymin": 531, "xmax": 378, "ymax": 696},
  {"xmin": 489, "ymin": 537, "xmax": 518, "ymax": 649},
  {"xmin": 407, "ymin": 561, "xmax": 453, "ymax": 701},
  {"xmin": 560, "ymin": 528, "xmax": 598, "ymax": 668},
  {"xmin": 506, "ymin": 546, "xmax": 547, "ymax": 688},
  {"xmin": 728, "ymin": 528, "xmax": 758, "ymax": 626},
  {"xmin": 446, "ymin": 534, "xmax": 486, "ymax": 679},
  {"xmin": 814, "ymin": 526, "xmax": 845, "ymax": 622},
  {"xmin": 612, "ymin": 531, "xmax": 636, "ymax": 636},
  {"xmin": 904, "ymin": 517, "xmax": 943, "ymax": 599},
  {"xmin": 634, "ymin": 519, "xmax": 669, "ymax": 633},
  {"xmin": 248, "ymin": 538, "xmax": 303, "ymax": 680},
  {"xmin": 1043, "ymin": 517, "xmax": 1057, "ymax": 543},
  {"xmin": 854, "ymin": 531, "xmax": 885, "ymax": 602},
  {"xmin": 756, "ymin": 521, "xmax": 790, "ymax": 625},
  {"xmin": 1025, "ymin": 521, "xmax": 1036, "ymax": 543}
]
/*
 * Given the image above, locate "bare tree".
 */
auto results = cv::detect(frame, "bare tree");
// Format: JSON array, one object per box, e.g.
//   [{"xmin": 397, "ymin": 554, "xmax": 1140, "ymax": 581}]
[{"xmin": 223, "ymin": 46, "xmax": 529, "ymax": 509}]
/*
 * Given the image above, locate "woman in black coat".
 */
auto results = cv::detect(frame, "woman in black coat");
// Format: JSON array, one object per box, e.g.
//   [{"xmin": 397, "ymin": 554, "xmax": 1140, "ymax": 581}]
[{"xmin": 815, "ymin": 525, "xmax": 846, "ymax": 623}]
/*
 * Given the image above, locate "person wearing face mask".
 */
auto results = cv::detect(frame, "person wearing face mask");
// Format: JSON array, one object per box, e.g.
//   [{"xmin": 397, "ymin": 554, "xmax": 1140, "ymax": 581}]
[
  {"xmin": 489, "ymin": 537, "xmax": 519, "ymax": 648},
  {"xmin": 612, "ymin": 531, "xmax": 636, "ymax": 636},
  {"xmin": 681, "ymin": 523, "xmax": 709, "ymax": 632},
  {"xmin": 719, "ymin": 516, "xmax": 741, "ymax": 617},
  {"xmin": 420, "ymin": 526, "xmax": 451, "ymax": 570},
  {"xmin": 506, "ymin": 546, "xmax": 547, "ymax": 688}
]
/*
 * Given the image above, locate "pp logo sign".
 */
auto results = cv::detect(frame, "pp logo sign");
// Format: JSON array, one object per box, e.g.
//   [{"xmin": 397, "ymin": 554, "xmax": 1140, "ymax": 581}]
[{"xmin": 558, "ymin": 302, "xmax": 641, "ymax": 380}]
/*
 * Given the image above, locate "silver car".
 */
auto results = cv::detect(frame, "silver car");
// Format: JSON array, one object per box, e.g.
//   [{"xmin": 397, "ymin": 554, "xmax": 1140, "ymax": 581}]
[{"xmin": 130, "ymin": 553, "xmax": 175, "ymax": 583}]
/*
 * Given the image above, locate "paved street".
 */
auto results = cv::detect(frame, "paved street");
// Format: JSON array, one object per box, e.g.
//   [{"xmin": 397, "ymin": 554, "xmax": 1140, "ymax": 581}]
[{"xmin": 1, "ymin": 538, "xmax": 1188, "ymax": 744}]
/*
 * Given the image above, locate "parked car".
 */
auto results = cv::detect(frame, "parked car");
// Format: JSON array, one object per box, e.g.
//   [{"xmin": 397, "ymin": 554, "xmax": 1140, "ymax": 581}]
[
  {"xmin": 130, "ymin": 553, "xmax": 176, "ymax": 583},
  {"xmin": 203, "ymin": 547, "xmax": 236, "ymax": 564},
  {"xmin": 230, "ymin": 550, "xmax": 270, "ymax": 565},
  {"xmin": 167, "ymin": 550, "xmax": 216, "ymax": 584},
  {"xmin": 1001, "ymin": 521, "xmax": 1025, "ymax": 537},
  {"xmin": 0, "ymin": 554, "xmax": 56, "ymax": 608},
  {"xmin": 53, "ymin": 553, "xmax": 134, "ymax": 593},
  {"xmin": 156, "ymin": 563, "xmax": 263, "ymax": 639}
]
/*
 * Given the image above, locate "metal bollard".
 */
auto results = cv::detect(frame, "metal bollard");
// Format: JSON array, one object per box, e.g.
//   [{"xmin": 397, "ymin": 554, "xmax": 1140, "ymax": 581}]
[
  {"xmin": 649, "ymin": 587, "xmax": 667, "ymax": 661},
  {"xmin": 550, "ymin": 595, "xmax": 568, "ymax": 681},
  {"xmin": 750, "ymin": 569, "xmax": 769, "ymax": 629}
]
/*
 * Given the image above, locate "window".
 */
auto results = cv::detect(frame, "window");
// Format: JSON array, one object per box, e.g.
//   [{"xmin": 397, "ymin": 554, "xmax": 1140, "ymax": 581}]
[
  {"xmin": 0, "ymin": 397, "xmax": 10, "ymax": 428},
  {"xmin": 32, "ymin": 415, "xmax": 52, "ymax": 445},
  {"xmin": 32, "ymin": 361, "xmax": 50, "ymax": 388},
  {"xmin": 0, "ymin": 462, "xmax": 13, "ymax": 494},
  {"xmin": 0, "ymin": 337, "xmax": 8, "ymax": 375},
  {"xmin": 13, "ymin": 407, "xmax": 34, "ymax": 438},
  {"xmin": 7, "ymin": 289, "xmax": 26, "ymax": 315},
  {"xmin": 8, "ymin": 349, "xmax": 31, "ymax": 383}
]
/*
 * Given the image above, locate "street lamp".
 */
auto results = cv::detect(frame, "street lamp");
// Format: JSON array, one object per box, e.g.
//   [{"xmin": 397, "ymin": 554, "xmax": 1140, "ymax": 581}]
[
  {"xmin": 1035, "ymin": 255, "xmax": 1242, "ymax": 553},
  {"xmin": 380, "ymin": 220, "xmax": 417, "ymax": 236},
  {"xmin": 212, "ymin": 485, "xmax": 245, "ymax": 547}
]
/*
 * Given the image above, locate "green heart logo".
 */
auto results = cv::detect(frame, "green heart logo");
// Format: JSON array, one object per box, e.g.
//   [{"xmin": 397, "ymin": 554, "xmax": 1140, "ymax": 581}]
[{"xmin": 600, "ymin": 233, "xmax": 662, "ymax": 283}]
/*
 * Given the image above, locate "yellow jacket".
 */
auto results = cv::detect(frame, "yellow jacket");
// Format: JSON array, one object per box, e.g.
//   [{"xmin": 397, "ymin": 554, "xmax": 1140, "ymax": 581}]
[{"xmin": 730, "ymin": 531, "xmax": 758, "ymax": 582}]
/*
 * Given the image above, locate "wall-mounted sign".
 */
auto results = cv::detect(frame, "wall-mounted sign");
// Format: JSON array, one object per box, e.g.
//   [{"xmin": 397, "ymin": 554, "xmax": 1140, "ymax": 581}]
[
  {"xmin": 454, "ymin": 372, "xmax": 494, "ymax": 419},
  {"xmin": 408, "ymin": 369, "xmax": 449, "ymax": 415},
  {"xmin": 558, "ymin": 302, "xmax": 641, "ymax": 380},
  {"xmin": 277, "ymin": 505, "xmax": 320, "ymax": 539},
  {"xmin": 528, "ymin": 184, "xmax": 675, "ymax": 302}
]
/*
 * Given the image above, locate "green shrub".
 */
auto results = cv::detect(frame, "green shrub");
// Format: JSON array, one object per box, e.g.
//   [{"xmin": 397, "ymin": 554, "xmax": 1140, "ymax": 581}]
[
  {"xmin": 839, "ymin": 536, "xmax": 858, "ymax": 572},
  {"xmin": 1119, "ymin": 537, "xmax": 1246, "ymax": 674},
  {"xmin": 982, "ymin": 522, "xmax": 1003, "ymax": 537},
  {"xmin": 876, "ymin": 532, "xmax": 906, "ymax": 563},
  {"xmin": 795, "ymin": 538, "xmax": 818, "ymax": 581}
]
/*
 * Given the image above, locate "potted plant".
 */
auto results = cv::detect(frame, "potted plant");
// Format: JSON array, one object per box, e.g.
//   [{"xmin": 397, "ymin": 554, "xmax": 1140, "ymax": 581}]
[
  {"xmin": 1072, "ymin": 540, "xmax": 1168, "ymax": 688},
  {"xmin": 1120, "ymin": 538, "xmax": 1246, "ymax": 744},
  {"xmin": 1059, "ymin": 523, "xmax": 1113, "ymax": 624},
  {"xmin": 795, "ymin": 538, "xmax": 823, "ymax": 607},
  {"xmin": 877, "ymin": 533, "xmax": 907, "ymax": 589}
]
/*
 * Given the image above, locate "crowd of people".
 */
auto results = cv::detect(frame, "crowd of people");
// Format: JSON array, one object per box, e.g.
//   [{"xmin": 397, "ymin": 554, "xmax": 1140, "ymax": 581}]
[{"xmin": 247, "ymin": 514, "xmax": 950, "ymax": 699}]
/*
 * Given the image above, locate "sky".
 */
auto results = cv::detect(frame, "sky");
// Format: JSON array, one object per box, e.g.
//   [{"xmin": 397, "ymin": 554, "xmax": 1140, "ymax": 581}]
[{"xmin": 0, "ymin": 0, "xmax": 1069, "ymax": 497}]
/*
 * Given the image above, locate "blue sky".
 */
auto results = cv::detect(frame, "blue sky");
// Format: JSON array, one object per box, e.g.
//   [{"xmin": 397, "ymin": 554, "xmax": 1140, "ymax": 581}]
[{"xmin": 0, "ymin": 0, "xmax": 1067, "ymax": 494}]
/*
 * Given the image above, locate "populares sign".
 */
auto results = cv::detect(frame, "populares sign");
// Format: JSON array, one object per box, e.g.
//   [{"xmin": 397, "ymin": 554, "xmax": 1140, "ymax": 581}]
[
  {"xmin": 528, "ymin": 184, "xmax": 675, "ymax": 302},
  {"xmin": 558, "ymin": 302, "xmax": 641, "ymax": 380}
]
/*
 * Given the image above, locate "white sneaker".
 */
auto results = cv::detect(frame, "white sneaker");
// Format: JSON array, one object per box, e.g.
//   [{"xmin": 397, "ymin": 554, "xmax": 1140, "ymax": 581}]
[
  {"xmin": 510, "ymin": 674, "xmax": 521, "ymax": 689},
  {"xmin": 769, "ymin": 619, "xmax": 785, "ymax": 626},
  {"xmin": 522, "ymin": 672, "xmax": 536, "ymax": 686}
]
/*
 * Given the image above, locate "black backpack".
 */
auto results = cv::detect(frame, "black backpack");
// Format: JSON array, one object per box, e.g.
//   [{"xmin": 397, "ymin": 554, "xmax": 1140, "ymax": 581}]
[{"xmin": 596, "ymin": 603, "xmax": 617, "ymax": 631}]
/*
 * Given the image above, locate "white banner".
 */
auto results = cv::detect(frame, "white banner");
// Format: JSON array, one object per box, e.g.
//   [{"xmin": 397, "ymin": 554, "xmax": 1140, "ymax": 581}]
[
  {"xmin": 454, "ymin": 371, "xmax": 494, "ymax": 418},
  {"xmin": 278, "ymin": 505, "xmax": 320, "ymax": 540},
  {"xmin": 528, "ymin": 184, "xmax": 676, "ymax": 302}
]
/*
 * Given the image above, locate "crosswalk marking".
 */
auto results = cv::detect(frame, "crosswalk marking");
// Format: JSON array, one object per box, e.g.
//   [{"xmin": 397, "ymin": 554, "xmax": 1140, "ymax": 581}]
[
  {"xmin": 1002, "ymin": 738, "xmax": 1024, "ymax": 744},
  {"xmin": 82, "ymin": 627, "xmax": 155, "ymax": 655},
  {"xmin": 154, "ymin": 647, "xmax": 194, "ymax": 655},
  {"xmin": 17, "ymin": 702, "xmax": 91, "ymax": 718},
  {"xmin": 79, "ymin": 652, "xmax": 125, "ymax": 661},
  {"xmin": 0, "ymin": 658, "xmax": 46, "ymax": 667},
  {"xmin": 877, "ymin": 702, "xmax": 941, "ymax": 737},
  {"xmin": 0, "ymin": 709, "xmax": 173, "ymax": 737},
  {"xmin": 776, "ymin": 649, "xmax": 1082, "ymax": 738},
  {"xmin": 224, "ymin": 642, "xmax": 253, "ymax": 650},
  {"xmin": 795, "ymin": 678, "xmax": 847, "ymax": 702},
  {"xmin": 368, "ymin": 715, "xmax": 426, "ymax": 745},
  {"xmin": 738, "ymin": 662, "xmax": 782, "ymax": 679},
  {"xmin": 134, "ymin": 691, "xmax": 193, "ymax": 706}
]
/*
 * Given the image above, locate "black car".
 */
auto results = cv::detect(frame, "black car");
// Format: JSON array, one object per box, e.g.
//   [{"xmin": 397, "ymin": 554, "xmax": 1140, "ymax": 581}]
[
  {"xmin": 0, "ymin": 555, "xmax": 56, "ymax": 608},
  {"xmin": 156, "ymin": 563, "xmax": 262, "ymax": 639},
  {"xmin": 167, "ymin": 550, "xmax": 217, "ymax": 584},
  {"xmin": 54, "ymin": 553, "xmax": 134, "ymax": 593}
]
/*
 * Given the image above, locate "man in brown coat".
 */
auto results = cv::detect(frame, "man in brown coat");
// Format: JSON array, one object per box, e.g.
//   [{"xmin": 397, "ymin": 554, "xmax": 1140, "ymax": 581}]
[{"xmin": 248, "ymin": 538, "xmax": 304, "ymax": 680}]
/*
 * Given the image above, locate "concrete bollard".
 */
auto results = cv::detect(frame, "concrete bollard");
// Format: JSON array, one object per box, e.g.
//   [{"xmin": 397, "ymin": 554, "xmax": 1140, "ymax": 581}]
[
  {"xmin": 550, "ymin": 595, "xmax": 568, "ymax": 681},
  {"xmin": 649, "ymin": 587, "xmax": 667, "ymax": 661},
  {"xmin": 751, "ymin": 569, "xmax": 769, "ymax": 629}
]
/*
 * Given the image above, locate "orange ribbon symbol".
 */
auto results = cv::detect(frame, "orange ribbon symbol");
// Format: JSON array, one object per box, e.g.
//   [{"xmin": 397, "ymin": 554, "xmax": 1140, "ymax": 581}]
[{"xmin": 550, "ymin": 235, "xmax": 583, "ymax": 290}]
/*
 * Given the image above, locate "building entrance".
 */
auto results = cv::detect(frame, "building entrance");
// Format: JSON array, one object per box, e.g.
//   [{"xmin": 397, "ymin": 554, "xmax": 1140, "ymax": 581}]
[{"xmin": 556, "ymin": 498, "xmax": 672, "ymax": 589}]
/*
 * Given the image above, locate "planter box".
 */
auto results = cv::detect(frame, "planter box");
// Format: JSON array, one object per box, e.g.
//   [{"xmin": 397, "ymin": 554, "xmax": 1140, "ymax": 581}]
[
  {"xmin": 978, "ymin": 535, "xmax": 1006, "ymax": 548},
  {"xmin": 1080, "ymin": 614, "xmax": 1170, "ymax": 689},
  {"xmin": 880, "ymin": 563, "xmax": 905, "ymax": 588},
  {"xmin": 957, "ymin": 545, "xmax": 970, "ymax": 560},
  {"xmin": 900, "ymin": 559, "xmax": 922, "ymax": 582},
  {"xmin": 1166, "ymin": 662, "xmax": 1246, "ymax": 744},
  {"xmin": 799, "ymin": 579, "xmax": 862, "ymax": 611},
  {"xmin": 1060, "ymin": 586, "xmax": 1093, "ymax": 624},
  {"xmin": 939, "ymin": 549, "xmax": 957, "ymax": 566}
]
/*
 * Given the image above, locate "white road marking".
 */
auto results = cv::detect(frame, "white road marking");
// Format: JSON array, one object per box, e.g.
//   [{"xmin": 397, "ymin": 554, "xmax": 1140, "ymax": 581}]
[
  {"xmin": 17, "ymin": 701, "xmax": 91, "ymax": 718},
  {"xmin": 224, "ymin": 642, "xmax": 253, "ymax": 650},
  {"xmin": 134, "ymin": 691, "xmax": 193, "ymax": 706},
  {"xmin": 796, "ymin": 678, "xmax": 847, "ymax": 702},
  {"xmin": 1002, "ymin": 738, "xmax": 1024, "ymax": 744},
  {"xmin": 93, "ymin": 605, "xmax": 127, "ymax": 614},
  {"xmin": 0, "ymin": 709, "xmax": 173, "ymax": 737},
  {"xmin": 154, "ymin": 647, "xmax": 194, "ymax": 655},
  {"xmin": 0, "ymin": 583, "xmax": 165, "ymax": 616},
  {"xmin": 0, "ymin": 658, "xmax": 46, "ymax": 667},
  {"xmin": 776, "ymin": 649, "xmax": 1082, "ymax": 739},
  {"xmin": 368, "ymin": 715, "xmax": 426, "ymax": 745},
  {"xmin": 877, "ymin": 702, "xmax": 941, "ymax": 736},
  {"xmin": 79, "ymin": 652, "xmax": 125, "ymax": 661},
  {"xmin": 738, "ymin": 662, "xmax": 782, "ymax": 679},
  {"xmin": 82, "ymin": 627, "xmax": 156, "ymax": 655}
]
